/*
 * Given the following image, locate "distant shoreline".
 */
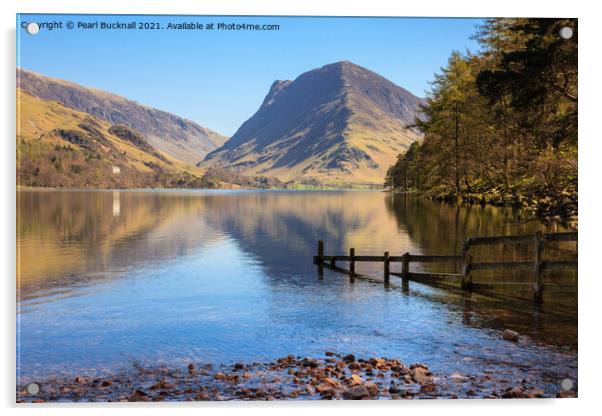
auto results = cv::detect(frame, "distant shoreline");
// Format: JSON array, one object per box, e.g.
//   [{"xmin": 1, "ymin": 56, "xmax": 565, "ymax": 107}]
[{"xmin": 17, "ymin": 185, "xmax": 384, "ymax": 192}]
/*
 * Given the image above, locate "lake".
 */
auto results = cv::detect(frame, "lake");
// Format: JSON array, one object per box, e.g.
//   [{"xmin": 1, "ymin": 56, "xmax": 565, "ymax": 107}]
[{"xmin": 16, "ymin": 189, "xmax": 577, "ymax": 393}]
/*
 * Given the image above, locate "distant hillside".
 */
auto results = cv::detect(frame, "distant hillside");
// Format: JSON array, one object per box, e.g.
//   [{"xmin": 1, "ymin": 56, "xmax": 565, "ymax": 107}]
[
  {"xmin": 17, "ymin": 69, "xmax": 227, "ymax": 165},
  {"xmin": 17, "ymin": 88, "xmax": 207, "ymax": 188},
  {"xmin": 200, "ymin": 61, "xmax": 423, "ymax": 185}
]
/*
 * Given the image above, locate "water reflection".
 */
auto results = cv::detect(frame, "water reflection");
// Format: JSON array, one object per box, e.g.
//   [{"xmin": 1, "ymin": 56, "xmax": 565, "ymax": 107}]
[
  {"xmin": 16, "ymin": 190, "xmax": 577, "ymax": 384},
  {"xmin": 18, "ymin": 190, "xmax": 419, "ymax": 300},
  {"xmin": 18, "ymin": 190, "xmax": 224, "ymax": 301},
  {"xmin": 112, "ymin": 191, "xmax": 120, "ymax": 217},
  {"xmin": 387, "ymin": 194, "xmax": 577, "ymax": 300}
]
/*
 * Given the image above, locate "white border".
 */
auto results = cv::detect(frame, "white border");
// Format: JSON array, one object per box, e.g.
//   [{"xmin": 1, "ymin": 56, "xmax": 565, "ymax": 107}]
[{"xmin": 2, "ymin": 1, "xmax": 599, "ymax": 415}]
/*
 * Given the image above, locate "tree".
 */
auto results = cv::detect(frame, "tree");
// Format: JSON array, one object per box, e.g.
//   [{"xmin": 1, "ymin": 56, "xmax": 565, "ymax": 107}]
[{"xmin": 385, "ymin": 18, "xmax": 577, "ymax": 224}]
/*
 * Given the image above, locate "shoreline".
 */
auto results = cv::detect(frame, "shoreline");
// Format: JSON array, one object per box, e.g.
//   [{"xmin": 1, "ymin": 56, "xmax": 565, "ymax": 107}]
[
  {"xmin": 16, "ymin": 186, "xmax": 382, "ymax": 192},
  {"xmin": 385, "ymin": 189, "xmax": 578, "ymax": 227},
  {"xmin": 17, "ymin": 353, "xmax": 576, "ymax": 402}
]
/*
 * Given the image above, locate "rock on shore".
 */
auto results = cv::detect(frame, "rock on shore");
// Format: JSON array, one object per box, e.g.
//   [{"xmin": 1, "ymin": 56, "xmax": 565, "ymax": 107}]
[{"xmin": 16, "ymin": 353, "xmax": 575, "ymax": 402}]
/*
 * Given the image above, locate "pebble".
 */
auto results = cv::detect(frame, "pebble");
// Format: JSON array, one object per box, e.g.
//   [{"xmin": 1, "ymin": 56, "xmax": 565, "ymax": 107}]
[
  {"xmin": 344, "ymin": 385, "xmax": 370, "ymax": 400},
  {"xmin": 502, "ymin": 329, "xmax": 520, "ymax": 342},
  {"xmin": 450, "ymin": 373, "xmax": 468, "ymax": 382},
  {"xmin": 411, "ymin": 365, "xmax": 433, "ymax": 385},
  {"xmin": 342, "ymin": 354, "xmax": 356, "ymax": 364},
  {"xmin": 16, "ymin": 352, "xmax": 571, "ymax": 402}
]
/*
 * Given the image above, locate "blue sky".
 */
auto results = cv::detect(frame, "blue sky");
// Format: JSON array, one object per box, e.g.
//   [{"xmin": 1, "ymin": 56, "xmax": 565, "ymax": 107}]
[{"xmin": 17, "ymin": 15, "xmax": 483, "ymax": 136}]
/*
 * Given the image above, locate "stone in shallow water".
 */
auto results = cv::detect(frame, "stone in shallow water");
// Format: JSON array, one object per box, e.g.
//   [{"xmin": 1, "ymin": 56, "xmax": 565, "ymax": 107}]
[
  {"xmin": 450, "ymin": 372, "xmax": 468, "ymax": 382},
  {"xmin": 343, "ymin": 385, "xmax": 370, "ymax": 400},
  {"xmin": 365, "ymin": 382, "xmax": 379, "ymax": 396},
  {"xmin": 302, "ymin": 357, "xmax": 319, "ymax": 368},
  {"xmin": 129, "ymin": 389, "xmax": 149, "ymax": 402},
  {"xmin": 502, "ymin": 329, "xmax": 520, "ymax": 342},
  {"xmin": 342, "ymin": 354, "xmax": 356, "ymax": 364},
  {"xmin": 349, "ymin": 374, "xmax": 363, "ymax": 386},
  {"xmin": 410, "ymin": 365, "xmax": 433, "ymax": 385}
]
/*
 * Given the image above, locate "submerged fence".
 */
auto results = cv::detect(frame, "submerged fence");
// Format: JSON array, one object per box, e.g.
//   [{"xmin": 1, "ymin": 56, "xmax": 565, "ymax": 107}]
[{"xmin": 313, "ymin": 231, "xmax": 577, "ymax": 304}]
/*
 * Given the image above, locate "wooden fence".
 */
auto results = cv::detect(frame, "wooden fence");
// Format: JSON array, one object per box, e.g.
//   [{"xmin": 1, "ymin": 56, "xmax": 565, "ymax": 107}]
[{"xmin": 313, "ymin": 231, "xmax": 577, "ymax": 303}]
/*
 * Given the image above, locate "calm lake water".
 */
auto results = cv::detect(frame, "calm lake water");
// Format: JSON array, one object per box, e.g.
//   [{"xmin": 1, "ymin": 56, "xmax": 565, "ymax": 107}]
[{"xmin": 17, "ymin": 190, "xmax": 577, "ymax": 392}]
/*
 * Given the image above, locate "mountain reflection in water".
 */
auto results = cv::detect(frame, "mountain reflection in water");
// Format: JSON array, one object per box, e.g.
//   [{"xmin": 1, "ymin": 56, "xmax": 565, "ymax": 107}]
[{"xmin": 17, "ymin": 190, "xmax": 577, "ymax": 387}]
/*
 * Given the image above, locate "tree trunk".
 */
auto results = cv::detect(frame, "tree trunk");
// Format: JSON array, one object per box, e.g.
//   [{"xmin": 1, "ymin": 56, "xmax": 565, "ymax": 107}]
[{"xmin": 454, "ymin": 102, "xmax": 460, "ymax": 194}]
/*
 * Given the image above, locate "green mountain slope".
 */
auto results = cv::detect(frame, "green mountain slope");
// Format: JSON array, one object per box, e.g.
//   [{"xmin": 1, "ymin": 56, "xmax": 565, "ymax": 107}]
[
  {"xmin": 17, "ymin": 89, "xmax": 206, "ymax": 188},
  {"xmin": 18, "ymin": 69, "xmax": 227, "ymax": 165}
]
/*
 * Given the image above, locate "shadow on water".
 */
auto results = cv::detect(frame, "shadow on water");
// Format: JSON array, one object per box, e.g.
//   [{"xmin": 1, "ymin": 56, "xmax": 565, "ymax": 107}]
[{"xmin": 386, "ymin": 193, "xmax": 577, "ymax": 304}]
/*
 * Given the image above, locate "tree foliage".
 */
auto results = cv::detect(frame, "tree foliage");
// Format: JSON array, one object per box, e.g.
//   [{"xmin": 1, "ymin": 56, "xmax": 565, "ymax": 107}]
[{"xmin": 385, "ymin": 18, "xmax": 577, "ymax": 224}]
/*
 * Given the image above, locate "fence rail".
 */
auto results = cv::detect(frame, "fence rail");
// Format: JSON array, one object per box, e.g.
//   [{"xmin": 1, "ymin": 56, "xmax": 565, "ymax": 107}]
[{"xmin": 313, "ymin": 231, "xmax": 577, "ymax": 304}]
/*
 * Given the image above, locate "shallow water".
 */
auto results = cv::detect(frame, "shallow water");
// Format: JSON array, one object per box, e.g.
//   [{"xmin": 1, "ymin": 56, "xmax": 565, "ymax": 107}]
[{"xmin": 16, "ymin": 190, "xmax": 577, "ymax": 393}]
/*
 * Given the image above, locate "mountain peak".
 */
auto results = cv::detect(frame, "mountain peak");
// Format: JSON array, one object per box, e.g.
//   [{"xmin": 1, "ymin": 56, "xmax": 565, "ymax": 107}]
[
  {"xmin": 320, "ymin": 60, "xmax": 358, "ymax": 69},
  {"xmin": 201, "ymin": 62, "xmax": 424, "ymax": 185},
  {"xmin": 303, "ymin": 60, "xmax": 364, "ymax": 78},
  {"xmin": 323, "ymin": 60, "xmax": 356, "ymax": 69}
]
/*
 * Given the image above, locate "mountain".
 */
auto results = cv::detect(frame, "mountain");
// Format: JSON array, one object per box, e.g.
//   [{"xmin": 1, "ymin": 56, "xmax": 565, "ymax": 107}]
[
  {"xmin": 200, "ymin": 61, "xmax": 424, "ymax": 185},
  {"xmin": 17, "ymin": 69, "xmax": 227, "ymax": 165},
  {"xmin": 17, "ymin": 88, "xmax": 207, "ymax": 188}
]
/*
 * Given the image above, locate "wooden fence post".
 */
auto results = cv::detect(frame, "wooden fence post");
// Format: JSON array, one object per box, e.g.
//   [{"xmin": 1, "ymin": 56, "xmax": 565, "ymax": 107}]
[
  {"xmin": 349, "ymin": 247, "xmax": 355, "ymax": 282},
  {"xmin": 317, "ymin": 240, "xmax": 324, "ymax": 278},
  {"xmin": 402, "ymin": 253, "xmax": 410, "ymax": 290},
  {"xmin": 461, "ymin": 238, "xmax": 473, "ymax": 290},
  {"xmin": 534, "ymin": 231, "xmax": 545, "ymax": 303},
  {"xmin": 384, "ymin": 251, "xmax": 390, "ymax": 287}
]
